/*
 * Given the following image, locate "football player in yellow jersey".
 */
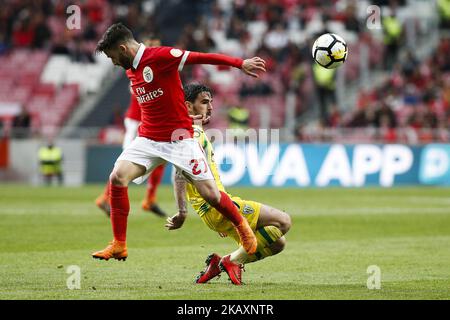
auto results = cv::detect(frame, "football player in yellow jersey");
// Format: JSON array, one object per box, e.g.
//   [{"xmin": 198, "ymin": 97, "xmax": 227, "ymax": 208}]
[{"xmin": 165, "ymin": 84, "xmax": 292, "ymax": 285}]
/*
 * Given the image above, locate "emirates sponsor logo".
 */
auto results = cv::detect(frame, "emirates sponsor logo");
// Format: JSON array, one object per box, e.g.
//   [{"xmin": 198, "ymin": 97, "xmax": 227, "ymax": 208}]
[{"xmin": 135, "ymin": 86, "xmax": 164, "ymax": 103}]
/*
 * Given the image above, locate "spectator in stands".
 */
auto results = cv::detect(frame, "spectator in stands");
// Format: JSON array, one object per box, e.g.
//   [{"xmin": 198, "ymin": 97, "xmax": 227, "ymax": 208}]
[
  {"xmin": 82, "ymin": 21, "xmax": 98, "ymax": 42},
  {"xmin": 437, "ymin": 0, "xmax": 450, "ymax": 29},
  {"xmin": 374, "ymin": 101, "xmax": 397, "ymax": 129},
  {"xmin": 239, "ymin": 80, "xmax": 273, "ymax": 97},
  {"xmin": 382, "ymin": 2, "xmax": 404, "ymax": 70},
  {"xmin": 294, "ymin": 123, "xmax": 306, "ymax": 141},
  {"xmin": 436, "ymin": 118, "xmax": 449, "ymax": 141},
  {"xmin": 31, "ymin": 11, "xmax": 51, "ymax": 48},
  {"xmin": 52, "ymin": 34, "xmax": 71, "ymax": 55},
  {"xmin": 408, "ymin": 105, "xmax": 438, "ymax": 132},
  {"xmin": 195, "ymin": 26, "xmax": 216, "ymax": 53},
  {"xmin": 400, "ymin": 50, "xmax": 419, "ymax": 79},
  {"xmin": 379, "ymin": 114, "xmax": 397, "ymax": 142},
  {"xmin": 341, "ymin": 2, "xmax": 361, "ymax": 34},
  {"xmin": 71, "ymin": 37, "xmax": 95, "ymax": 63},
  {"xmin": 85, "ymin": 0, "xmax": 105, "ymax": 24},
  {"xmin": 282, "ymin": 44, "xmax": 308, "ymax": 90},
  {"xmin": 328, "ymin": 104, "xmax": 342, "ymax": 128},
  {"xmin": 12, "ymin": 107, "xmax": 31, "ymax": 139},
  {"xmin": 442, "ymin": 77, "xmax": 450, "ymax": 112},
  {"xmin": 264, "ymin": 23, "xmax": 289, "ymax": 61},
  {"xmin": 12, "ymin": 14, "xmax": 34, "ymax": 47},
  {"xmin": 233, "ymin": 0, "xmax": 258, "ymax": 22},
  {"xmin": 312, "ymin": 63, "xmax": 336, "ymax": 125},
  {"xmin": 228, "ymin": 104, "xmax": 250, "ymax": 133},
  {"xmin": 227, "ymin": 16, "xmax": 246, "ymax": 40},
  {"xmin": 263, "ymin": 0, "xmax": 285, "ymax": 29},
  {"xmin": 0, "ymin": 33, "xmax": 7, "ymax": 54},
  {"xmin": 433, "ymin": 38, "xmax": 450, "ymax": 72},
  {"xmin": 347, "ymin": 102, "xmax": 377, "ymax": 128}
]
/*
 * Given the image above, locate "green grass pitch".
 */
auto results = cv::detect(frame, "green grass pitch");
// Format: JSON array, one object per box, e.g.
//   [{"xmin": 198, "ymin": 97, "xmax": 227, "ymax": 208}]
[{"xmin": 0, "ymin": 184, "xmax": 449, "ymax": 300}]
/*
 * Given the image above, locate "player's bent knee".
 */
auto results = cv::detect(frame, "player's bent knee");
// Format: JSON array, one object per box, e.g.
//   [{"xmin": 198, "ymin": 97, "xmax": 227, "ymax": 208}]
[
  {"xmin": 280, "ymin": 212, "xmax": 292, "ymax": 235},
  {"xmin": 272, "ymin": 209, "xmax": 291, "ymax": 235},
  {"xmin": 109, "ymin": 171, "xmax": 129, "ymax": 187}
]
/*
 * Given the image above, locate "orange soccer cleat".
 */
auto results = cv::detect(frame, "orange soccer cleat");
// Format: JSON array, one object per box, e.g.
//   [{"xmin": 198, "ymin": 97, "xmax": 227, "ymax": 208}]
[
  {"xmin": 141, "ymin": 196, "xmax": 154, "ymax": 211},
  {"xmin": 95, "ymin": 195, "xmax": 110, "ymax": 217},
  {"xmin": 195, "ymin": 253, "xmax": 222, "ymax": 284},
  {"xmin": 219, "ymin": 255, "xmax": 244, "ymax": 285},
  {"xmin": 92, "ymin": 239, "xmax": 127, "ymax": 261},
  {"xmin": 141, "ymin": 198, "xmax": 168, "ymax": 218},
  {"xmin": 235, "ymin": 220, "xmax": 257, "ymax": 255}
]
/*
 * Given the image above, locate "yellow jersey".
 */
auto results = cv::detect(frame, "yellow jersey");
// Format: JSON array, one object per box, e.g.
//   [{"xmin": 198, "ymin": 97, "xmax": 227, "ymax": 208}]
[
  {"xmin": 186, "ymin": 125, "xmax": 228, "ymax": 216},
  {"xmin": 38, "ymin": 146, "xmax": 63, "ymax": 175}
]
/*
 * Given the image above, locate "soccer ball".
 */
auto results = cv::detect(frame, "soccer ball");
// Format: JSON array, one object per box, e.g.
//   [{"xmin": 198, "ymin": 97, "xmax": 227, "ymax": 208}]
[{"xmin": 312, "ymin": 33, "xmax": 348, "ymax": 69}]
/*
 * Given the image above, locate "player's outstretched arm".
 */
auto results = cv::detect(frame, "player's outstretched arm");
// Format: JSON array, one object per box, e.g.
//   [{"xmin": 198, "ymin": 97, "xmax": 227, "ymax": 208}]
[
  {"xmin": 186, "ymin": 52, "xmax": 266, "ymax": 78},
  {"xmin": 165, "ymin": 171, "xmax": 188, "ymax": 230}
]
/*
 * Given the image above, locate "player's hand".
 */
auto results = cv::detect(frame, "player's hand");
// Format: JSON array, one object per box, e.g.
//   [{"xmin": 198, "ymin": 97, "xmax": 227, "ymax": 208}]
[
  {"xmin": 189, "ymin": 114, "xmax": 210, "ymax": 125},
  {"xmin": 241, "ymin": 57, "xmax": 266, "ymax": 78},
  {"xmin": 165, "ymin": 212, "xmax": 187, "ymax": 230}
]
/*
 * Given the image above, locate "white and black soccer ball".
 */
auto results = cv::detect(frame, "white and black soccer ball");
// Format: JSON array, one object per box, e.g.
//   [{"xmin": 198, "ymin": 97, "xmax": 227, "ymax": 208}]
[{"xmin": 312, "ymin": 33, "xmax": 348, "ymax": 69}]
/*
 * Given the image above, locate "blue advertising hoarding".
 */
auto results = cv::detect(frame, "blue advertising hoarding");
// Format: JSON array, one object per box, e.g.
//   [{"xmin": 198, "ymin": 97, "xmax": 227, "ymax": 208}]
[
  {"xmin": 85, "ymin": 143, "xmax": 450, "ymax": 187},
  {"xmin": 208, "ymin": 144, "xmax": 423, "ymax": 187},
  {"xmin": 419, "ymin": 144, "xmax": 450, "ymax": 185}
]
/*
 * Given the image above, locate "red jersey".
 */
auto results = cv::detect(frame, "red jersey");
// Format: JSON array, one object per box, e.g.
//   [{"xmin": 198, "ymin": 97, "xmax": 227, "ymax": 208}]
[
  {"xmin": 125, "ymin": 93, "xmax": 141, "ymax": 122},
  {"xmin": 126, "ymin": 45, "xmax": 243, "ymax": 142}
]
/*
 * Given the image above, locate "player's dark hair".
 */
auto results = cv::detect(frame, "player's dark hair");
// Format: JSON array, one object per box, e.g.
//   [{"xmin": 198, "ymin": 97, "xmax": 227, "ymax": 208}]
[
  {"xmin": 95, "ymin": 23, "xmax": 134, "ymax": 53},
  {"xmin": 184, "ymin": 84, "xmax": 212, "ymax": 103}
]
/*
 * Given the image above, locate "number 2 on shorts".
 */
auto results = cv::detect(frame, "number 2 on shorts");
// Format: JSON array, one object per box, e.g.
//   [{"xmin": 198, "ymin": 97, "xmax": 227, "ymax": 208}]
[{"xmin": 190, "ymin": 158, "xmax": 208, "ymax": 175}]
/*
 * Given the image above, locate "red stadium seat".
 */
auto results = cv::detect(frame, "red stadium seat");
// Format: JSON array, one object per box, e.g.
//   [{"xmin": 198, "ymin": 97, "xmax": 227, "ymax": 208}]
[{"xmin": 34, "ymin": 83, "xmax": 56, "ymax": 97}]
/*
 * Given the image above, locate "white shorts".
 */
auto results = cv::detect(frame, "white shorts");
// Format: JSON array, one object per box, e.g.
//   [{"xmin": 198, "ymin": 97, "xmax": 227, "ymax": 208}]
[
  {"xmin": 116, "ymin": 137, "xmax": 214, "ymax": 184},
  {"xmin": 122, "ymin": 118, "xmax": 140, "ymax": 149}
]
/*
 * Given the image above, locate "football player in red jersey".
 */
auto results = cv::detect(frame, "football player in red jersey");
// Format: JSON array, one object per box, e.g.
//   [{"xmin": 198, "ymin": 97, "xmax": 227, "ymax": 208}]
[
  {"xmin": 95, "ymin": 38, "xmax": 167, "ymax": 218},
  {"xmin": 92, "ymin": 23, "xmax": 265, "ymax": 261},
  {"xmin": 95, "ymin": 93, "xmax": 167, "ymax": 218}
]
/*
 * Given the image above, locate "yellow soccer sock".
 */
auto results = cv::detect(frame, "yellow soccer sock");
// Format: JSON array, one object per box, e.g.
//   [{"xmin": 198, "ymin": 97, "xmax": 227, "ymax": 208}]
[
  {"xmin": 229, "ymin": 226, "xmax": 283, "ymax": 264},
  {"xmin": 255, "ymin": 225, "xmax": 283, "ymax": 248}
]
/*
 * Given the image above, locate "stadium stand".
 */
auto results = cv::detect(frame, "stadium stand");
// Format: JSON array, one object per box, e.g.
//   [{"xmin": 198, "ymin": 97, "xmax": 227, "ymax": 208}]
[
  {"xmin": 0, "ymin": 0, "xmax": 114, "ymax": 138},
  {"xmin": 0, "ymin": 0, "xmax": 448, "ymax": 144}
]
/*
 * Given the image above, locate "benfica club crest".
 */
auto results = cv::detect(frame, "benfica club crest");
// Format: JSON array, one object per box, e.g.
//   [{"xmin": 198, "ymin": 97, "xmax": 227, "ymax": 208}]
[{"xmin": 143, "ymin": 66, "xmax": 153, "ymax": 83}]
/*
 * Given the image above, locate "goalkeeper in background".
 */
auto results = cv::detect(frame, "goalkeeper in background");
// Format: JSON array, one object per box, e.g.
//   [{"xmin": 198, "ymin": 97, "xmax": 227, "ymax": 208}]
[{"xmin": 165, "ymin": 84, "xmax": 292, "ymax": 285}]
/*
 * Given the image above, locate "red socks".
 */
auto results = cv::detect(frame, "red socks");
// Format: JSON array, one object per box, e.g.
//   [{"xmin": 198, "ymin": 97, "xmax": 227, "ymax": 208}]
[
  {"xmin": 211, "ymin": 191, "xmax": 244, "ymax": 226},
  {"xmin": 109, "ymin": 165, "xmax": 164, "ymax": 242},
  {"xmin": 146, "ymin": 165, "xmax": 165, "ymax": 202},
  {"xmin": 110, "ymin": 184, "xmax": 129, "ymax": 242}
]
